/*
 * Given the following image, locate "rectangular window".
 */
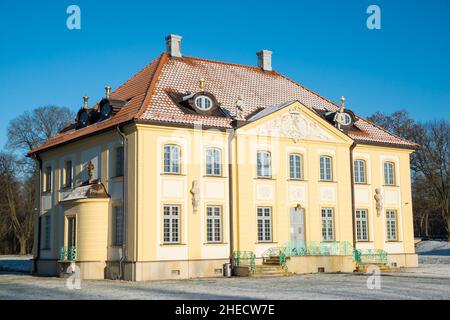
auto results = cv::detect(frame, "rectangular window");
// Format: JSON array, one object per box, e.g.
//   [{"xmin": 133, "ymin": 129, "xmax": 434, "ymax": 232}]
[
  {"xmin": 257, "ymin": 207, "xmax": 272, "ymax": 242},
  {"xmin": 354, "ymin": 159, "xmax": 366, "ymax": 184},
  {"xmin": 386, "ymin": 209, "xmax": 397, "ymax": 241},
  {"xmin": 164, "ymin": 145, "xmax": 181, "ymax": 174},
  {"xmin": 206, "ymin": 148, "xmax": 221, "ymax": 176},
  {"xmin": 115, "ymin": 146, "xmax": 124, "ymax": 177},
  {"xmin": 163, "ymin": 205, "xmax": 180, "ymax": 243},
  {"xmin": 113, "ymin": 206, "xmax": 123, "ymax": 246},
  {"xmin": 321, "ymin": 208, "xmax": 334, "ymax": 241},
  {"xmin": 67, "ymin": 217, "xmax": 76, "ymax": 248},
  {"xmin": 257, "ymin": 151, "xmax": 271, "ymax": 178},
  {"xmin": 355, "ymin": 209, "xmax": 369, "ymax": 241},
  {"xmin": 384, "ymin": 162, "xmax": 395, "ymax": 185},
  {"xmin": 289, "ymin": 154, "xmax": 302, "ymax": 180},
  {"xmin": 319, "ymin": 156, "xmax": 332, "ymax": 181},
  {"xmin": 64, "ymin": 160, "xmax": 72, "ymax": 188},
  {"xmin": 44, "ymin": 215, "xmax": 51, "ymax": 249},
  {"xmin": 44, "ymin": 166, "xmax": 52, "ymax": 192},
  {"xmin": 206, "ymin": 206, "xmax": 222, "ymax": 242}
]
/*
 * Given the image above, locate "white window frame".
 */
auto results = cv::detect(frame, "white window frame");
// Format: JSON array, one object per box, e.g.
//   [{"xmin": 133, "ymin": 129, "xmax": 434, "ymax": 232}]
[
  {"xmin": 257, "ymin": 207, "xmax": 272, "ymax": 242},
  {"xmin": 355, "ymin": 209, "xmax": 369, "ymax": 241},
  {"xmin": 386, "ymin": 209, "xmax": 398, "ymax": 241},
  {"xmin": 44, "ymin": 215, "xmax": 51, "ymax": 249},
  {"xmin": 113, "ymin": 206, "xmax": 123, "ymax": 246},
  {"xmin": 44, "ymin": 166, "xmax": 52, "ymax": 192},
  {"xmin": 163, "ymin": 205, "xmax": 180, "ymax": 244},
  {"xmin": 289, "ymin": 153, "xmax": 303, "ymax": 180},
  {"xmin": 164, "ymin": 144, "xmax": 181, "ymax": 174},
  {"xmin": 63, "ymin": 160, "xmax": 73, "ymax": 188},
  {"xmin": 319, "ymin": 156, "xmax": 332, "ymax": 181},
  {"xmin": 195, "ymin": 95, "xmax": 213, "ymax": 111},
  {"xmin": 206, "ymin": 148, "xmax": 221, "ymax": 176},
  {"xmin": 354, "ymin": 159, "xmax": 366, "ymax": 184},
  {"xmin": 206, "ymin": 206, "xmax": 222, "ymax": 243},
  {"xmin": 384, "ymin": 161, "xmax": 395, "ymax": 185},
  {"xmin": 257, "ymin": 151, "xmax": 271, "ymax": 178},
  {"xmin": 115, "ymin": 146, "xmax": 124, "ymax": 177},
  {"xmin": 321, "ymin": 208, "xmax": 334, "ymax": 241}
]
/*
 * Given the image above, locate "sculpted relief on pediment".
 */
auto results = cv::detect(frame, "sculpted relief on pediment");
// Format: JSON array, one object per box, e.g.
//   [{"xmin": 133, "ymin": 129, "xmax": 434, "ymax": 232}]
[{"xmin": 248, "ymin": 109, "xmax": 335, "ymax": 143}]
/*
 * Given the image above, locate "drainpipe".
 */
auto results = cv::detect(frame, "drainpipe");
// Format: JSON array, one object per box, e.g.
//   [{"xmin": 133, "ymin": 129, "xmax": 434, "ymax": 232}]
[
  {"xmin": 349, "ymin": 142, "xmax": 357, "ymax": 248},
  {"xmin": 31, "ymin": 153, "xmax": 42, "ymax": 273},
  {"xmin": 227, "ymin": 127, "xmax": 236, "ymax": 266},
  {"xmin": 116, "ymin": 125, "xmax": 128, "ymax": 280}
]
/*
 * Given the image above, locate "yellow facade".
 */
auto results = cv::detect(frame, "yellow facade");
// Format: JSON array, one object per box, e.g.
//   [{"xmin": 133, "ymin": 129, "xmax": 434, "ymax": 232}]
[{"xmin": 33, "ymin": 101, "xmax": 417, "ymax": 280}]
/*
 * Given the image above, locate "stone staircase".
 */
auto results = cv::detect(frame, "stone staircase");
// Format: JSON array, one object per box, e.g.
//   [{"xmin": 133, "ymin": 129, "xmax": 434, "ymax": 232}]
[{"xmin": 251, "ymin": 256, "xmax": 291, "ymax": 277}]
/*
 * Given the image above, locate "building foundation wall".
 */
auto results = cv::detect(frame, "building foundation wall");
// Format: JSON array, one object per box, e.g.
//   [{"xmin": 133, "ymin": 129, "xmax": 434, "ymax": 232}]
[{"xmin": 118, "ymin": 259, "xmax": 229, "ymax": 281}]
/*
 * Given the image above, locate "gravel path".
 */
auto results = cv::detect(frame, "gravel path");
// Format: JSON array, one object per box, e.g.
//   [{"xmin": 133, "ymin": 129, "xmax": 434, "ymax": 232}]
[{"xmin": 1, "ymin": 270, "xmax": 449, "ymax": 300}]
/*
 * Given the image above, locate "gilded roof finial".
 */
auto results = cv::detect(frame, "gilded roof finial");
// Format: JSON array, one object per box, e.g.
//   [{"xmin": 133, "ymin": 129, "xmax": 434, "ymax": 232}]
[
  {"xmin": 105, "ymin": 85, "xmax": 111, "ymax": 99},
  {"xmin": 340, "ymin": 96, "xmax": 346, "ymax": 110},
  {"xmin": 83, "ymin": 96, "xmax": 89, "ymax": 109},
  {"xmin": 199, "ymin": 78, "xmax": 205, "ymax": 90}
]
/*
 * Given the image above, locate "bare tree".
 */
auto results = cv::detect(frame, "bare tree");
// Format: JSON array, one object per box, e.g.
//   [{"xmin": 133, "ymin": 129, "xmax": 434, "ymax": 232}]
[
  {"xmin": 7, "ymin": 105, "xmax": 75, "ymax": 152},
  {"xmin": 411, "ymin": 121, "xmax": 450, "ymax": 239},
  {"xmin": 0, "ymin": 152, "xmax": 34, "ymax": 255},
  {"xmin": 0, "ymin": 105, "xmax": 75, "ymax": 254}
]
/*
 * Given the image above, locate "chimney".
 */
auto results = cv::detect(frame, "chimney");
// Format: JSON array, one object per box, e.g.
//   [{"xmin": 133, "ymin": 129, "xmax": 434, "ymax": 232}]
[
  {"xmin": 165, "ymin": 34, "xmax": 182, "ymax": 58},
  {"xmin": 257, "ymin": 50, "xmax": 272, "ymax": 72}
]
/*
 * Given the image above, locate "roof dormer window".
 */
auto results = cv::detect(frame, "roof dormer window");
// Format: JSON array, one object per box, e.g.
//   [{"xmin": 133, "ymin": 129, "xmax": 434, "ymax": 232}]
[
  {"xmin": 339, "ymin": 112, "xmax": 352, "ymax": 126},
  {"xmin": 195, "ymin": 95, "xmax": 213, "ymax": 111}
]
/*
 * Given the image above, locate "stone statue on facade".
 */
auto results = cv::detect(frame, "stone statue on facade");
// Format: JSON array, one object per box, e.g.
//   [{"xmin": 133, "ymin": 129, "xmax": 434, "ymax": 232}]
[
  {"xmin": 374, "ymin": 188, "xmax": 383, "ymax": 216},
  {"xmin": 235, "ymin": 97, "xmax": 245, "ymax": 121},
  {"xmin": 87, "ymin": 160, "xmax": 95, "ymax": 183},
  {"xmin": 190, "ymin": 180, "xmax": 200, "ymax": 213}
]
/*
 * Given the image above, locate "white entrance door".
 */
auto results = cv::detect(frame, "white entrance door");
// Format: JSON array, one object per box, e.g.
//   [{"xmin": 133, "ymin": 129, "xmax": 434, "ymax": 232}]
[{"xmin": 290, "ymin": 208, "xmax": 305, "ymax": 242}]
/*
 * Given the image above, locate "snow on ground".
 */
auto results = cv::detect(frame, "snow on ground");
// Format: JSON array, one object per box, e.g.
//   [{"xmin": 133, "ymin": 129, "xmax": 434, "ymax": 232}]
[
  {"xmin": 0, "ymin": 255, "xmax": 32, "ymax": 273},
  {"xmin": 1, "ymin": 272, "xmax": 449, "ymax": 300},
  {"xmin": 416, "ymin": 240, "xmax": 450, "ymax": 256},
  {"xmin": 415, "ymin": 240, "xmax": 450, "ymax": 265}
]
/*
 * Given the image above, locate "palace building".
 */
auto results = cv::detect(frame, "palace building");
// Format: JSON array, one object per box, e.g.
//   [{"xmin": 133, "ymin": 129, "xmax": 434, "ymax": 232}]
[{"xmin": 29, "ymin": 35, "xmax": 419, "ymax": 280}]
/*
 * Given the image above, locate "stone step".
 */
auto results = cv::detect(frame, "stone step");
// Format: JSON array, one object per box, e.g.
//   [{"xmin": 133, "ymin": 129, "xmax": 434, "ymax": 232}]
[
  {"xmin": 356, "ymin": 264, "xmax": 396, "ymax": 273},
  {"xmin": 251, "ymin": 273, "xmax": 291, "ymax": 278},
  {"xmin": 255, "ymin": 269, "xmax": 284, "ymax": 274},
  {"xmin": 263, "ymin": 261, "xmax": 281, "ymax": 266}
]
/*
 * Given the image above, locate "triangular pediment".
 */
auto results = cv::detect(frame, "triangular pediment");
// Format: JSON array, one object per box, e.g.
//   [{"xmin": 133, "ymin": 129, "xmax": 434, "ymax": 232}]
[{"xmin": 241, "ymin": 101, "xmax": 353, "ymax": 144}]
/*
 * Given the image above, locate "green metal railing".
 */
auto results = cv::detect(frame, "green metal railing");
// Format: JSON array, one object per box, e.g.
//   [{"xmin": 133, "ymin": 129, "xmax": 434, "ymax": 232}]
[
  {"xmin": 353, "ymin": 248, "xmax": 390, "ymax": 268},
  {"xmin": 280, "ymin": 240, "xmax": 354, "ymax": 257},
  {"xmin": 235, "ymin": 243, "xmax": 391, "ymax": 274},
  {"xmin": 232, "ymin": 251, "xmax": 256, "ymax": 273},
  {"xmin": 59, "ymin": 246, "xmax": 77, "ymax": 261}
]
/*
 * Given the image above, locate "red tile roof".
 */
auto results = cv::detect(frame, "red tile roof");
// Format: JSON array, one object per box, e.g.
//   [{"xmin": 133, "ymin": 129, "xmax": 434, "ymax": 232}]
[{"xmin": 29, "ymin": 52, "xmax": 418, "ymax": 155}]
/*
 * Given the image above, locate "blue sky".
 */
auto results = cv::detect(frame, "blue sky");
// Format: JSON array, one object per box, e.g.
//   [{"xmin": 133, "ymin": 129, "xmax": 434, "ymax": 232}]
[{"xmin": 0, "ymin": 0, "xmax": 449, "ymax": 148}]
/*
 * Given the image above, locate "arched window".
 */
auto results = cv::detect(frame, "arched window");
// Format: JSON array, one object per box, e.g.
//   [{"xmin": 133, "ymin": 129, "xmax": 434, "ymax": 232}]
[
  {"xmin": 257, "ymin": 151, "xmax": 271, "ymax": 178},
  {"xmin": 384, "ymin": 161, "xmax": 395, "ymax": 185},
  {"xmin": 206, "ymin": 148, "xmax": 221, "ymax": 176},
  {"xmin": 164, "ymin": 144, "xmax": 181, "ymax": 174},
  {"xmin": 354, "ymin": 159, "xmax": 366, "ymax": 184},
  {"xmin": 289, "ymin": 154, "xmax": 303, "ymax": 180},
  {"xmin": 319, "ymin": 156, "xmax": 332, "ymax": 181}
]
